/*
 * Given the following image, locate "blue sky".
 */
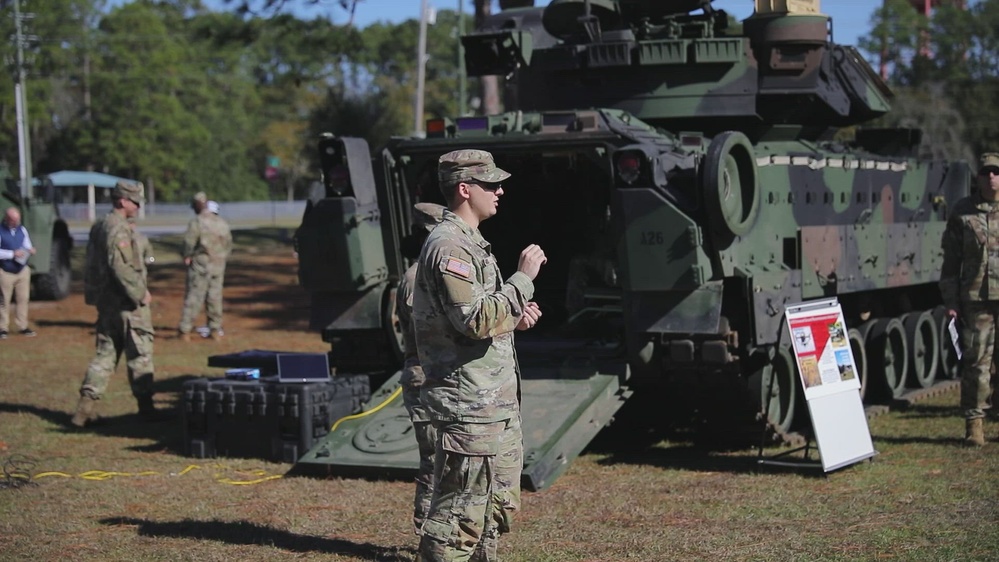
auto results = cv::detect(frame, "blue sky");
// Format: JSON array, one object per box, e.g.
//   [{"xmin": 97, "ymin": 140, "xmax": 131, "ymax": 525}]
[{"xmin": 309, "ymin": 0, "xmax": 876, "ymax": 49}]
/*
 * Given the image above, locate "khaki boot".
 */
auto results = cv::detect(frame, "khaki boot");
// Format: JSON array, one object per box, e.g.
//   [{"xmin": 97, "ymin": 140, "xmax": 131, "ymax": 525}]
[
  {"xmin": 70, "ymin": 396, "xmax": 98, "ymax": 428},
  {"xmin": 210, "ymin": 330, "xmax": 222, "ymax": 341},
  {"xmin": 965, "ymin": 418, "xmax": 985, "ymax": 447},
  {"xmin": 178, "ymin": 331, "xmax": 191, "ymax": 342}
]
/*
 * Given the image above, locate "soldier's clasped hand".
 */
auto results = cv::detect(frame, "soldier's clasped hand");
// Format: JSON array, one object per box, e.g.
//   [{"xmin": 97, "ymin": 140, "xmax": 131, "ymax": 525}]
[{"xmin": 516, "ymin": 302, "xmax": 541, "ymax": 331}]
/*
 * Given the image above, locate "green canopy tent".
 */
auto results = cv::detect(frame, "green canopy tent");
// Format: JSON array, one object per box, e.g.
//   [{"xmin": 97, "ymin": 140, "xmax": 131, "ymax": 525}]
[{"xmin": 40, "ymin": 171, "xmax": 141, "ymax": 221}]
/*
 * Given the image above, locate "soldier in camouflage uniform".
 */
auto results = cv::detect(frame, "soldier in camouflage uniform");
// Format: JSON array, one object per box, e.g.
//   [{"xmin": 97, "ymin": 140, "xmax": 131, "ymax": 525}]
[
  {"xmin": 397, "ymin": 201, "xmax": 446, "ymax": 535},
  {"xmin": 413, "ymin": 149, "xmax": 546, "ymax": 562},
  {"xmin": 940, "ymin": 152, "xmax": 999, "ymax": 447},
  {"xmin": 72, "ymin": 181, "xmax": 157, "ymax": 427},
  {"xmin": 178, "ymin": 192, "xmax": 232, "ymax": 341}
]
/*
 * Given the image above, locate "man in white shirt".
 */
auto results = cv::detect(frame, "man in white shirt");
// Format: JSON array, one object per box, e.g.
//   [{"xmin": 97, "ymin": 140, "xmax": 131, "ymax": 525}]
[{"xmin": 0, "ymin": 207, "xmax": 37, "ymax": 339}]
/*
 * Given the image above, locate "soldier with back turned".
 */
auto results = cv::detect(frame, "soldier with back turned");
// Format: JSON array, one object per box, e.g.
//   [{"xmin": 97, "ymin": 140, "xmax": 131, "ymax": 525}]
[{"xmin": 178, "ymin": 192, "xmax": 232, "ymax": 341}]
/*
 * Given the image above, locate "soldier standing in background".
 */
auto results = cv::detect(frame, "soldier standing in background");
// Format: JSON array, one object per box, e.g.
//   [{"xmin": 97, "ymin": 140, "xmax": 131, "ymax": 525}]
[
  {"xmin": 72, "ymin": 181, "xmax": 157, "ymax": 427},
  {"xmin": 413, "ymin": 149, "xmax": 546, "ymax": 561},
  {"xmin": 940, "ymin": 152, "xmax": 999, "ymax": 447},
  {"xmin": 178, "ymin": 192, "xmax": 232, "ymax": 341},
  {"xmin": 396, "ymin": 202, "xmax": 446, "ymax": 536}
]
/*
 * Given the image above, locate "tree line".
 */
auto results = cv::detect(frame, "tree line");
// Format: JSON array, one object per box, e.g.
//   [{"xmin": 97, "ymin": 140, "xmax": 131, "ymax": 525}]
[
  {"xmin": 0, "ymin": 0, "xmax": 476, "ymax": 202},
  {"xmin": 861, "ymin": 0, "xmax": 999, "ymax": 162}
]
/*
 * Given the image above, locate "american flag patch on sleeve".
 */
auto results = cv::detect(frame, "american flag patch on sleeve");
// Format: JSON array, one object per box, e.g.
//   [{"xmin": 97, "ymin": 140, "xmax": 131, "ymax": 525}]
[{"xmin": 445, "ymin": 258, "xmax": 472, "ymax": 278}]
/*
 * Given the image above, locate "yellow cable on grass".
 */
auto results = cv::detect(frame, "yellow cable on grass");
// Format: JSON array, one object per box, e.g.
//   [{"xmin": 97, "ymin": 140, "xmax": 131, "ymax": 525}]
[
  {"xmin": 30, "ymin": 462, "xmax": 283, "ymax": 486},
  {"xmin": 329, "ymin": 385, "xmax": 402, "ymax": 434}
]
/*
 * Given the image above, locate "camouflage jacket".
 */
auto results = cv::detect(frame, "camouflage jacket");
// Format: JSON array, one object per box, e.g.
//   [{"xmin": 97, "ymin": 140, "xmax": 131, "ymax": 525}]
[
  {"xmin": 398, "ymin": 262, "xmax": 424, "ymax": 388},
  {"xmin": 84, "ymin": 211, "xmax": 147, "ymax": 310},
  {"xmin": 183, "ymin": 211, "xmax": 232, "ymax": 272},
  {"xmin": 412, "ymin": 209, "xmax": 534, "ymax": 422},
  {"xmin": 940, "ymin": 193, "xmax": 999, "ymax": 308}
]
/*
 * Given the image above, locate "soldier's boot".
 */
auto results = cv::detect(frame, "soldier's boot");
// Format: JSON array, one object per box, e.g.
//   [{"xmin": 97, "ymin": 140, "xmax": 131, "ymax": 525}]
[
  {"xmin": 210, "ymin": 330, "xmax": 222, "ymax": 341},
  {"xmin": 965, "ymin": 418, "xmax": 985, "ymax": 447},
  {"xmin": 70, "ymin": 396, "xmax": 99, "ymax": 428},
  {"xmin": 178, "ymin": 330, "xmax": 191, "ymax": 343}
]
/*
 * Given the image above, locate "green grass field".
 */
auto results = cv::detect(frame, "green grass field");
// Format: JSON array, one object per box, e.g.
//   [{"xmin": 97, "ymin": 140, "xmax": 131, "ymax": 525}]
[{"xmin": 1, "ymin": 229, "xmax": 997, "ymax": 561}]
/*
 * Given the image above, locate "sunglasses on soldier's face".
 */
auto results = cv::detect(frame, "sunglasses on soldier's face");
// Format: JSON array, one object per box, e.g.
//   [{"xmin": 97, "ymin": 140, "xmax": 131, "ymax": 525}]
[
  {"xmin": 979, "ymin": 166, "xmax": 999, "ymax": 177},
  {"xmin": 472, "ymin": 182, "xmax": 503, "ymax": 192}
]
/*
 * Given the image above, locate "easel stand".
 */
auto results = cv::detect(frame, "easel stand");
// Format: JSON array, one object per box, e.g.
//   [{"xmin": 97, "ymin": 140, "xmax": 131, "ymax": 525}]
[
  {"xmin": 755, "ymin": 359, "xmax": 822, "ymax": 470},
  {"xmin": 756, "ymin": 298, "xmax": 877, "ymax": 473}
]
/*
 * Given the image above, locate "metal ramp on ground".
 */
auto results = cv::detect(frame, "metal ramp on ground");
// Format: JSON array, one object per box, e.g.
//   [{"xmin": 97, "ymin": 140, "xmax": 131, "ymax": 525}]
[{"xmin": 294, "ymin": 341, "xmax": 631, "ymax": 491}]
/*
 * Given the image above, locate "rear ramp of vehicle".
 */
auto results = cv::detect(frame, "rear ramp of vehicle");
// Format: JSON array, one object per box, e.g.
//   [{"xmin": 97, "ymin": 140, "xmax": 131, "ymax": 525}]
[{"xmin": 294, "ymin": 341, "xmax": 631, "ymax": 491}]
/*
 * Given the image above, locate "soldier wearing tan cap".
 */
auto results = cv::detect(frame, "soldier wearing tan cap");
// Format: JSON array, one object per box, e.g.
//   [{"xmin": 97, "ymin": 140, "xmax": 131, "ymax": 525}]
[
  {"xmin": 411, "ymin": 150, "xmax": 546, "ymax": 561},
  {"xmin": 940, "ymin": 152, "xmax": 999, "ymax": 446},
  {"xmin": 73, "ymin": 180, "xmax": 159, "ymax": 426}
]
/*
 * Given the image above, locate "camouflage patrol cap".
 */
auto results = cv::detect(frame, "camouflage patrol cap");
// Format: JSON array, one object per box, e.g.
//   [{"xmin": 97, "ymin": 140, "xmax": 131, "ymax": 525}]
[
  {"xmin": 979, "ymin": 153, "xmax": 999, "ymax": 171},
  {"xmin": 112, "ymin": 180, "xmax": 145, "ymax": 206},
  {"xmin": 438, "ymin": 149, "xmax": 511, "ymax": 186},
  {"xmin": 412, "ymin": 202, "xmax": 445, "ymax": 232},
  {"xmin": 192, "ymin": 191, "xmax": 208, "ymax": 204}
]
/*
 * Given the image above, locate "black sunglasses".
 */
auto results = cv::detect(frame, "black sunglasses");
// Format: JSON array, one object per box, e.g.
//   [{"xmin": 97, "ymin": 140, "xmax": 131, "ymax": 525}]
[
  {"xmin": 473, "ymin": 182, "xmax": 503, "ymax": 192},
  {"xmin": 979, "ymin": 166, "xmax": 999, "ymax": 177}
]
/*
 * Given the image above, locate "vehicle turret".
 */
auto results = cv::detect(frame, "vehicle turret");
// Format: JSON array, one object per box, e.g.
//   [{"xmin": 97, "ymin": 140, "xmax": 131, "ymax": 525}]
[{"xmin": 465, "ymin": 0, "xmax": 892, "ymax": 141}]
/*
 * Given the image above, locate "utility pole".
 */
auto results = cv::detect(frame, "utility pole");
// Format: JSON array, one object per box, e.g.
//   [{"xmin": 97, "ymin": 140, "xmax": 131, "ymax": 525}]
[
  {"xmin": 414, "ymin": 0, "xmax": 430, "ymax": 136},
  {"xmin": 12, "ymin": 0, "xmax": 33, "ymax": 198},
  {"xmin": 458, "ymin": 0, "xmax": 466, "ymax": 116}
]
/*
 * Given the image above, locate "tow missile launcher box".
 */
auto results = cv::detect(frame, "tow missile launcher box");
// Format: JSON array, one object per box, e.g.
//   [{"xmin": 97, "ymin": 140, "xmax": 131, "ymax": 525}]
[{"xmin": 181, "ymin": 375, "xmax": 370, "ymax": 463}]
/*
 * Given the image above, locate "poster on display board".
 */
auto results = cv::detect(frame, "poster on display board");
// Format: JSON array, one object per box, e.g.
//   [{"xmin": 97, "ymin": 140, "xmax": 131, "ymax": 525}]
[
  {"xmin": 786, "ymin": 298, "xmax": 862, "ymax": 401},
  {"xmin": 784, "ymin": 298, "xmax": 876, "ymax": 472}
]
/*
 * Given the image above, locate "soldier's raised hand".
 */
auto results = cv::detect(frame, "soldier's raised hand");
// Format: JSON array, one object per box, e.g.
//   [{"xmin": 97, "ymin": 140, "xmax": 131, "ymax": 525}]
[{"xmin": 517, "ymin": 244, "xmax": 547, "ymax": 281}]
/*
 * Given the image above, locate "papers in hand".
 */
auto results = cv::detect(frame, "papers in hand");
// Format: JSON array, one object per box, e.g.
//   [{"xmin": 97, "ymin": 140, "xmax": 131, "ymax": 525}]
[
  {"xmin": 948, "ymin": 317, "xmax": 962, "ymax": 360},
  {"xmin": 13, "ymin": 247, "xmax": 29, "ymax": 266}
]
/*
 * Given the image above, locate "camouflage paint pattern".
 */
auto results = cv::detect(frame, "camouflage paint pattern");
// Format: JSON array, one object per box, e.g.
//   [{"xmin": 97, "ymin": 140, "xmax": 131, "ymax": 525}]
[
  {"xmin": 295, "ymin": 0, "xmax": 974, "ymax": 486},
  {"xmin": 179, "ymin": 210, "xmax": 232, "ymax": 333},
  {"xmin": 80, "ymin": 211, "xmax": 154, "ymax": 400},
  {"xmin": 418, "ymin": 416, "xmax": 522, "ymax": 562},
  {"xmin": 412, "ymin": 192, "xmax": 528, "ymax": 559},
  {"xmin": 955, "ymin": 302, "xmax": 998, "ymax": 420},
  {"xmin": 398, "ymin": 262, "xmax": 437, "ymax": 532},
  {"xmin": 413, "ymin": 209, "xmax": 533, "ymax": 423}
]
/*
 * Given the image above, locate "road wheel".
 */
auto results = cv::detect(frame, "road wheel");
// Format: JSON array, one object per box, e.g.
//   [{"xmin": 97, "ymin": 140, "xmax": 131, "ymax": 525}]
[
  {"xmin": 903, "ymin": 310, "xmax": 939, "ymax": 389},
  {"xmin": 748, "ymin": 346, "xmax": 797, "ymax": 433}
]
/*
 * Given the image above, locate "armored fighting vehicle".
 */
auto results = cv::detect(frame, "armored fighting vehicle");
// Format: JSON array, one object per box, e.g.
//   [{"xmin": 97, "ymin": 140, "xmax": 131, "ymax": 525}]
[
  {"xmin": 0, "ymin": 165, "xmax": 73, "ymax": 300},
  {"xmin": 293, "ymin": 0, "xmax": 969, "ymax": 488}
]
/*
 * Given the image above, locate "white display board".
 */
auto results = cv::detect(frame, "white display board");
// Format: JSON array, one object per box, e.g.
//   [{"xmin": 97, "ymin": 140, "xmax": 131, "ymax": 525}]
[{"xmin": 785, "ymin": 298, "xmax": 877, "ymax": 471}]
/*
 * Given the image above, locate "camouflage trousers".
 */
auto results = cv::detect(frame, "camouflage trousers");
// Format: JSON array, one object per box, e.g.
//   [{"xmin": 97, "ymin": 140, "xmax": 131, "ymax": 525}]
[
  {"xmin": 959, "ymin": 301, "xmax": 999, "ymax": 419},
  {"xmin": 418, "ymin": 415, "xmax": 522, "ymax": 562},
  {"xmin": 402, "ymin": 378, "xmax": 437, "ymax": 534},
  {"xmin": 179, "ymin": 265, "xmax": 225, "ymax": 333},
  {"xmin": 80, "ymin": 305, "xmax": 155, "ymax": 400}
]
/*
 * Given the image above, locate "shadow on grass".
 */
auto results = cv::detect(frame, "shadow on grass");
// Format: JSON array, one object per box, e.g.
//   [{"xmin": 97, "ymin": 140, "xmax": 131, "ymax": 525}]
[
  {"xmin": 99, "ymin": 517, "xmax": 413, "ymax": 561},
  {"xmin": 892, "ymin": 403, "xmax": 962, "ymax": 419},
  {"xmin": 871, "ymin": 434, "xmax": 966, "ymax": 446},
  {"xmin": 35, "ymin": 318, "xmax": 177, "ymax": 332},
  {"xmin": 0, "ymin": 400, "xmax": 184, "ymax": 452},
  {"xmin": 0, "ymin": 374, "xmax": 201, "ymax": 454},
  {"xmin": 592, "ymin": 443, "xmax": 827, "ymax": 478}
]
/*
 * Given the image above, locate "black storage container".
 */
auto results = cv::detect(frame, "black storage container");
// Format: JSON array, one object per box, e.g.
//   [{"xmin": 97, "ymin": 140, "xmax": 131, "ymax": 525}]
[{"xmin": 181, "ymin": 375, "xmax": 370, "ymax": 463}]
